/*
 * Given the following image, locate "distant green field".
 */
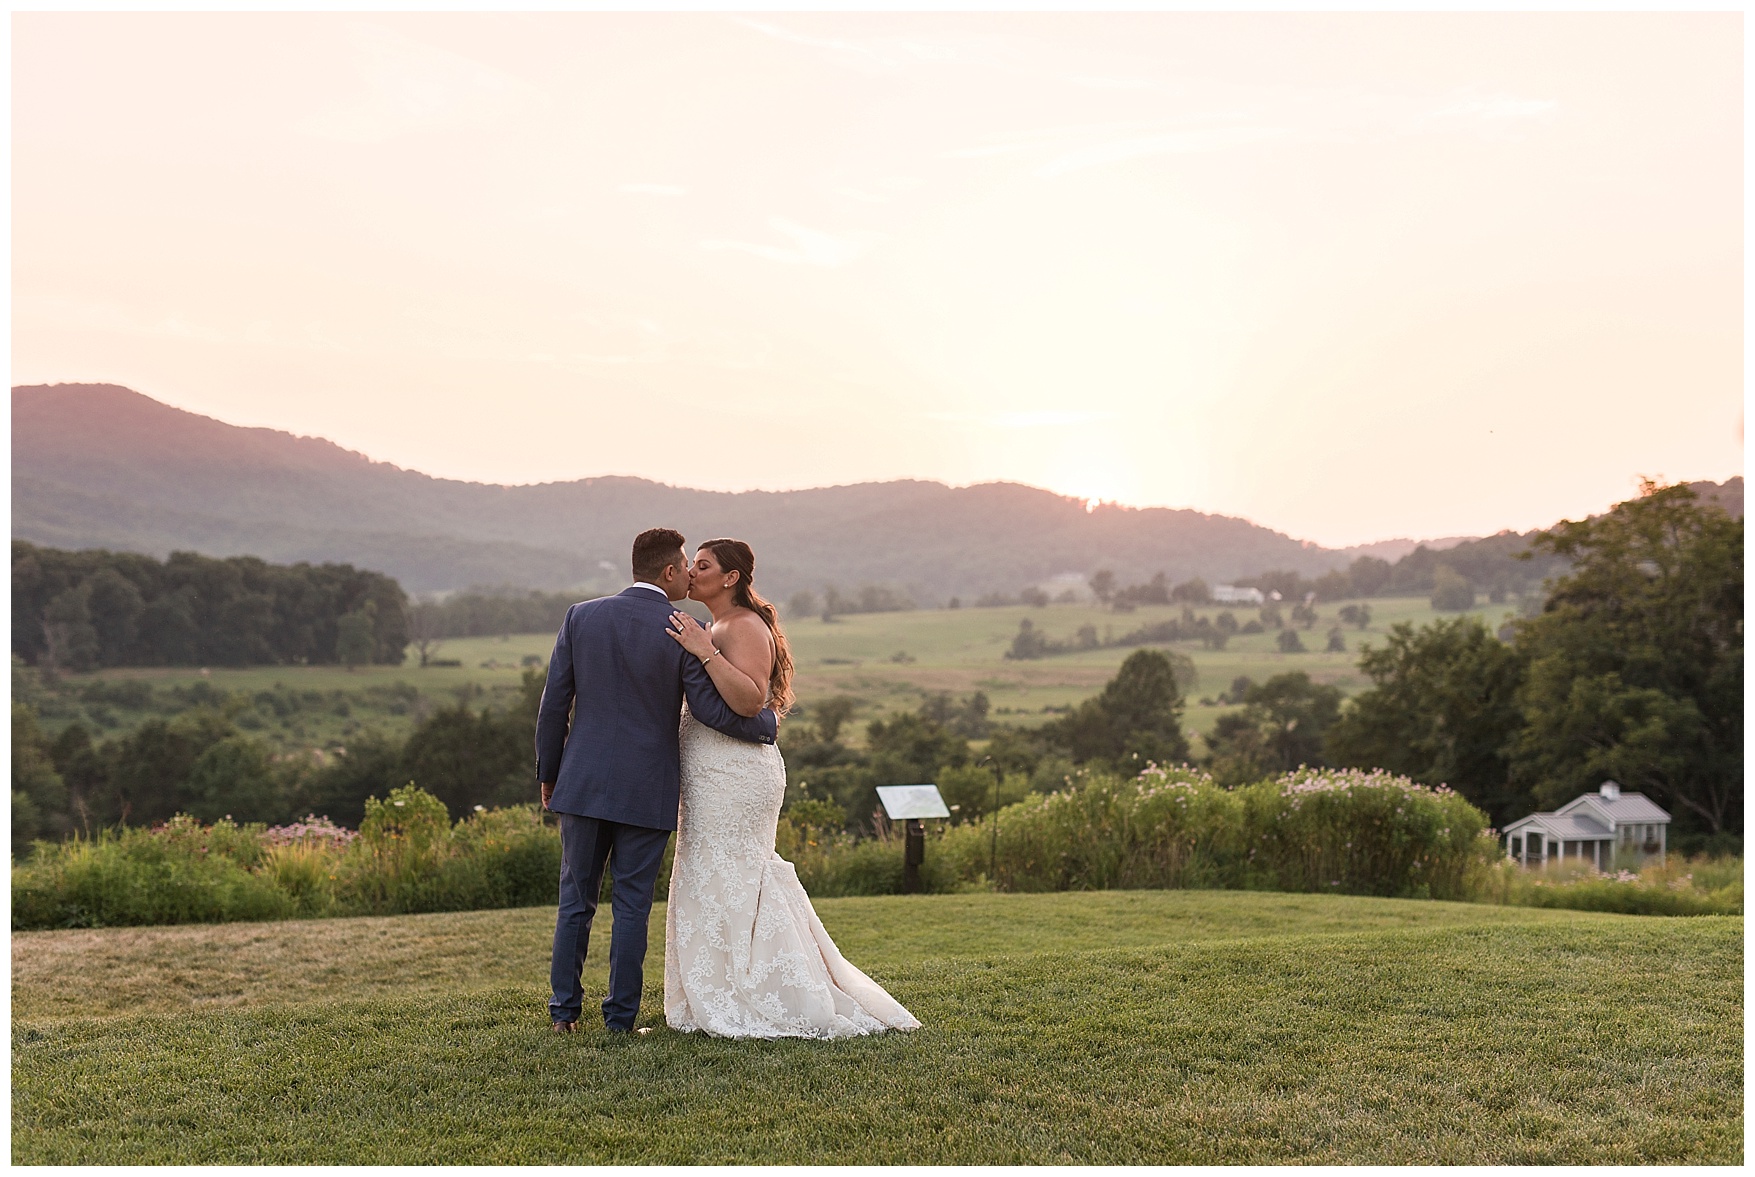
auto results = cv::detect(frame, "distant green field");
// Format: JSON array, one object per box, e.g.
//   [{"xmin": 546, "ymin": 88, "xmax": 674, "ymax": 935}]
[
  {"xmin": 44, "ymin": 595, "xmax": 1519, "ymax": 748},
  {"xmin": 11, "ymin": 891, "xmax": 1741, "ymax": 1163}
]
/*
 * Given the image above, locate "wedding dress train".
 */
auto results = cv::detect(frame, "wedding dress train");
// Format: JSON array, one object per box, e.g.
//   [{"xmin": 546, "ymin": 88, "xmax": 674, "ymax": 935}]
[{"xmin": 664, "ymin": 704, "xmax": 921, "ymax": 1039}]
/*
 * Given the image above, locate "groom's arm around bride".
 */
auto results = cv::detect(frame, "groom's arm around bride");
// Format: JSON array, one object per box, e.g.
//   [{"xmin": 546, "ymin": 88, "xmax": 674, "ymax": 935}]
[{"xmin": 533, "ymin": 528, "xmax": 775, "ymax": 1033}]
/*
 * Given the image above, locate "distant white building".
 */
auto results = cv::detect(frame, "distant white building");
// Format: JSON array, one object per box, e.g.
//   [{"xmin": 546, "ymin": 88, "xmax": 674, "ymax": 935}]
[
  {"xmin": 1502, "ymin": 782, "xmax": 1670, "ymax": 870},
  {"xmin": 1212, "ymin": 584, "xmax": 1265, "ymax": 605}
]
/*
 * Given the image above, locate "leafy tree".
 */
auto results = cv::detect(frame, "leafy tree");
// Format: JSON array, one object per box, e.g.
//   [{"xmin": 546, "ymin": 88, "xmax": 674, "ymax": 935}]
[
  {"xmin": 1218, "ymin": 675, "xmax": 1254, "ymax": 705},
  {"xmin": 1041, "ymin": 649, "xmax": 1188, "ymax": 768},
  {"xmin": 42, "ymin": 585, "xmax": 100, "ymax": 672},
  {"xmin": 405, "ymin": 601, "xmax": 445, "ymax": 668},
  {"xmin": 399, "ymin": 701, "xmax": 530, "ymax": 817},
  {"xmin": 919, "ymin": 691, "xmax": 992, "ymax": 739},
  {"xmin": 1276, "ymin": 628, "xmax": 1306, "ymax": 653},
  {"xmin": 1430, "ymin": 565, "xmax": 1475, "ymax": 611},
  {"xmin": 85, "ymin": 568, "xmax": 146, "ymax": 662},
  {"xmin": 1290, "ymin": 601, "xmax": 1318, "ymax": 629},
  {"xmin": 1510, "ymin": 482, "xmax": 1742, "ymax": 845},
  {"xmin": 786, "ymin": 590, "xmax": 819, "ymax": 619},
  {"xmin": 1005, "ymin": 618, "xmax": 1049, "ymax": 660},
  {"xmin": 335, "ymin": 603, "xmax": 378, "ymax": 670},
  {"xmin": 1114, "ymin": 572, "xmax": 1170, "ymax": 607},
  {"xmin": 1324, "ymin": 617, "xmax": 1527, "ymax": 826},
  {"xmin": 101, "ymin": 710, "xmax": 238, "ymax": 826},
  {"xmin": 1194, "ymin": 616, "xmax": 1229, "ymax": 650},
  {"xmin": 299, "ymin": 731, "xmax": 405, "ymax": 828},
  {"xmin": 1170, "ymin": 577, "xmax": 1210, "ymax": 604},
  {"xmin": 866, "ymin": 712, "xmax": 970, "ymax": 782},
  {"xmin": 184, "ymin": 735, "xmax": 286, "ymax": 824},
  {"xmin": 804, "ymin": 696, "xmax": 858, "ymax": 744},
  {"xmin": 1348, "ymin": 555, "xmax": 1392, "ymax": 598},
  {"xmin": 1311, "ymin": 569, "xmax": 1353, "ymax": 601},
  {"xmin": 935, "ymin": 762, "xmax": 1031, "ymax": 824},
  {"xmin": 1325, "ymin": 626, "xmax": 1346, "ymax": 653},
  {"xmin": 1205, "ymin": 671, "xmax": 1343, "ymax": 787},
  {"xmin": 12, "ymin": 703, "xmax": 70, "ymax": 854},
  {"xmin": 1338, "ymin": 603, "xmax": 1372, "ymax": 630},
  {"xmin": 1252, "ymin": 570, "xmax": 1308, "ymax": 602},
  {"xmin": 1088, "ymin": 569, "xmax": 1115, "ymax": 607}
]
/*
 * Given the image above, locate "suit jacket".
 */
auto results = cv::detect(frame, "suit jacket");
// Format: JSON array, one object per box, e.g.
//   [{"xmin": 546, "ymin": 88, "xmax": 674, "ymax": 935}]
[{"xmin": 535, "ymin": 586, "xmax": 778, "ymax": 831}]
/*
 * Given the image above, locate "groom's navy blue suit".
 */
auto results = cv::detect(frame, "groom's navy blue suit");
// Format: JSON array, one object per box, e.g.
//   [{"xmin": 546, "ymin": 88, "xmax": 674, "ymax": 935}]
[{"xmin": 537, "ymin": 584, "xmax": 777, "ymax": 1030}]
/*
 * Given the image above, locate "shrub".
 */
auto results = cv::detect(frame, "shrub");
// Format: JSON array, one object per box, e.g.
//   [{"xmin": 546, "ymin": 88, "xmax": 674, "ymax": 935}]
[
  {"xmin": 789, "ymin": 766, "xmax": 1497, "ymax": 901},
  {"xmin": 784, "ymin": 818, "xmax": 959, "ymax": 898},
  {"xmin": 1235, "ymin": 768, "xmax": 1492, "ymax": 900},
  {"xmin": 12, "ymin": 818, "xmax": 295, "ymax": 929},
  {"xmin": 12, "ymin": 788, "xmax": 562, "ymax": 930},
  {"xmin": 1472, "ymin": 854, "xmax": 1742, "ymax": 916},
  {"xmin": 935, "ymin": 765, "xmax": 1242, "ymax": 892}
]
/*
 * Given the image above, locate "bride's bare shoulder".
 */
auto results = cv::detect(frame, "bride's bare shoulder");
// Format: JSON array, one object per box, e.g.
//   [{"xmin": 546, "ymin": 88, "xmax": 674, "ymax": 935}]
[{"xmin": 715, "ymin": 608, "xmax": 773, "ymax": 643}]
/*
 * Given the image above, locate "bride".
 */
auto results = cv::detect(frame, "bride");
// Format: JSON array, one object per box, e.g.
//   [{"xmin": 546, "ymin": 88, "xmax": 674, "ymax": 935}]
[{"xmin": 662, "ymin": 538, "xmax": 920, "ymax": 1039}]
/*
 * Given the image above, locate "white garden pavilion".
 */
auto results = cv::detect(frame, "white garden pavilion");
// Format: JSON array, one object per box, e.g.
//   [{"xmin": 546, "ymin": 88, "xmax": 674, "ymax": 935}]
[{"xmin": 1502, "ymin": 781, "xmax": 1670, "ymax": 870}]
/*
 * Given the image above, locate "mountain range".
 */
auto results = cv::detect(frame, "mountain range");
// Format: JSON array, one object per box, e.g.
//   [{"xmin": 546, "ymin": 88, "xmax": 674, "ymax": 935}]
[{"xmin": 11, "ymin": 383, "xmax": 1740, "ymax": 600}]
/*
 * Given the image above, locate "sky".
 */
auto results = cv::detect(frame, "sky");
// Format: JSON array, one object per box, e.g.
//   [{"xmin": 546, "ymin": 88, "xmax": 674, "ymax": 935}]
[{"xmin": 11, "ymin": 11, "xmax": 1743, "ymax": 548}]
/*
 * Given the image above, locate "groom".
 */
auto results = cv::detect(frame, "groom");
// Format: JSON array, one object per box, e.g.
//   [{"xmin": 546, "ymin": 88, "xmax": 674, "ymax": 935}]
[{"xmin": 537, "ymin": 527, "xmax": 778, "ymax": 1034}]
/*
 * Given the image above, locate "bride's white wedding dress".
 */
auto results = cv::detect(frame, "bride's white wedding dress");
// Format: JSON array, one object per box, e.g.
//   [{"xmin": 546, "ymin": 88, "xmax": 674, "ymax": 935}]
[{"xmin": 664, "ymin": 702, "xmax": 921, "ymax": 1039}]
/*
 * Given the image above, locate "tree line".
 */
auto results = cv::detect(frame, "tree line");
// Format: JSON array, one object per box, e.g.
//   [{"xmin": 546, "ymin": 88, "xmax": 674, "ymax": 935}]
[
  {"xmin": 12, "ymin": 674, "xmax": 544, "ymax": 851},
  {"xmin": 1196, "ymin": 483, "xmax": 1741, "ymax": 851},
  {"xmin": 784, "ymin": 585, "xmax": 917, "ymax": 621},
  {"xmin": 12, "ymin": 542, "xmax": 408, "ymax": 671},
  {"xmin": 1007, "ymin": 599, "xmax": 1365, "ymax": 659},
  {"xmin": 9, "ymin": 483, "xmax": 1739, "ymax": 859}
]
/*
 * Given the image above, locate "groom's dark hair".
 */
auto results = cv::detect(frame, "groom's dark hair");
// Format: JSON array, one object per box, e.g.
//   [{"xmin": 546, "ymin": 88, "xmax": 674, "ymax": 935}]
[{"xmin": 631, "ymin": 528, "xmax": 687, "ymax": 581}]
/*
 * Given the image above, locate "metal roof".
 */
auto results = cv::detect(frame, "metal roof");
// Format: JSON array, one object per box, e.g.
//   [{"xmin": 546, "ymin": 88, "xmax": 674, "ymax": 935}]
[
  {"xmin": 1508, "ymin": 787, "xmax": 1670, "ymax": 838},
  {"xmin": 1556, "ymin": 792, "xmax": 1670, "ymax": 823},
  {"xmin": 1504, "ymin": 812, "xmax": 1613, "ymax": 839}
]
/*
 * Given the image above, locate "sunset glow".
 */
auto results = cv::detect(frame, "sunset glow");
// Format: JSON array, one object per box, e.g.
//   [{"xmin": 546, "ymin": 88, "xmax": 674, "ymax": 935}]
[{"xmin": 11, "ymin": 11, "xmax": 1742, "ymax": 546}]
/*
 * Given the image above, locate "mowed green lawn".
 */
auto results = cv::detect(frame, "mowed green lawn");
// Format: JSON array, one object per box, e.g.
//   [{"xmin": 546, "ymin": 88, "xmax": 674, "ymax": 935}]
[
  {"xmin": 67, "ymin": 595, "xmax": 1517, "ymax": 744},
  {"xmin": 12, "ymin": 891, "xmax": 1740, "ymax": 1164}
]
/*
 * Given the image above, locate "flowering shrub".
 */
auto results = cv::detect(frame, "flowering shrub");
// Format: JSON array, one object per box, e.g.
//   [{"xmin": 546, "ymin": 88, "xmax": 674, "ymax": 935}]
[
  {"xmin": 830, "ymin": 766, "xmax": 1492, "ymax": 900},
  {"xmin": 261, "ymin": 816, "xmax": 358, "ymax": 849},
  {"xmin": 12, "ymin": 787, "xmax": 560, "ymax": 930},
  {"xmin": 933, "ymin": 765, "xmax": 1244, "ymax": 893},
  {"xmin": 1236, "ymin": 768, "xmax": 1491, "ymax": 900}
]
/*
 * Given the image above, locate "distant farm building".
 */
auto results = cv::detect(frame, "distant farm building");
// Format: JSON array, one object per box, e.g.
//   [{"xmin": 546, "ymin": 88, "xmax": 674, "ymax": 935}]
[
  {"xmin": 1503, "ymin": 782, "xmax": 1669, "ymax": 870},
  {"xmin": 1212, "ymin": 584, "xmax": 1265, "ymax": 605}
]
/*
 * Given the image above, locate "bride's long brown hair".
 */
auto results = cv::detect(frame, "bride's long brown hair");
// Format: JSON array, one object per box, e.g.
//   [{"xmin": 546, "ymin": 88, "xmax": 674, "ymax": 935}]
[{"xmin": 699, "ymin": 537, "xmax": 794, "ymax": 717}]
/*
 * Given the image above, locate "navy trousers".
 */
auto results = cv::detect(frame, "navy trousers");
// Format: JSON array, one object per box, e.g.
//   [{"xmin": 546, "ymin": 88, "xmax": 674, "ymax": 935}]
[{"xmin": 548, "ymin": 813, "xmax": 672, "ymax": 1030}]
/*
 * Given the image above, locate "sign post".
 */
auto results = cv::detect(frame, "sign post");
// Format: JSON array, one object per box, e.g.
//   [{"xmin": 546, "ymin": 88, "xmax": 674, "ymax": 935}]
[{"xmin": 875, "ymin": 785, "xmax": 950, "ymax": 895}]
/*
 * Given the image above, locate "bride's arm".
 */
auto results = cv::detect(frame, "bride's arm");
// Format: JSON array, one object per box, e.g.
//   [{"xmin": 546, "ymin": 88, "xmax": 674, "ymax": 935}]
[{"xmin": 669, "ymin": 612, "xmax": 771, "ymax": 718}]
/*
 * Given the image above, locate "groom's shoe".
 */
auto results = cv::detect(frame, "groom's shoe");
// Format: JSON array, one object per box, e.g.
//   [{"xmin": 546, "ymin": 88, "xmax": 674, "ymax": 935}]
[{"xmin": 551, "ymin": 1020, "xmax": 577, "ymax": 1034}]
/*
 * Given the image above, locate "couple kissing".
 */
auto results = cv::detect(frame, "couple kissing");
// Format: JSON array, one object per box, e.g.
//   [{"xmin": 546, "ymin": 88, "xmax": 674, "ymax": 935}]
[{"xmin": 537, "ymin": 528, "xmax": 920, "ymax": 1039}]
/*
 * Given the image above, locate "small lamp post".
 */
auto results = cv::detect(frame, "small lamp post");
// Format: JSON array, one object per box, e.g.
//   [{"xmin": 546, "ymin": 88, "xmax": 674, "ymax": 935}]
[{"xmin": 876, "ymin": 784, "xmax": 950, "ymax": 894}]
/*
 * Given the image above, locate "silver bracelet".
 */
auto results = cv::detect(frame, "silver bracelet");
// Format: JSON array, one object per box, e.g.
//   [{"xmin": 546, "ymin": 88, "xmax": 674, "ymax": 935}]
[{"xmin": 702, "ymin": 649, "xmax": 722, "ymax": 666}]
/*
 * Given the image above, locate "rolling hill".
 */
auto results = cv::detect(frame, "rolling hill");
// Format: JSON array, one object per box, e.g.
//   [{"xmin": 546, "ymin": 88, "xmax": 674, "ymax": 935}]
[{"xmin": 10, "ymin": 383, "xmax": 1738, "ymax": 599}]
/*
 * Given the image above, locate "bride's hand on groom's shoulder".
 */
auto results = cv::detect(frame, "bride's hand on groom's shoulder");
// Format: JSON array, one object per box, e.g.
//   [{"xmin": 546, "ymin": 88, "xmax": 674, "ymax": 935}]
[{"xmin": 667, "ymin": 610, "xmax": 718, "ymax": 660}]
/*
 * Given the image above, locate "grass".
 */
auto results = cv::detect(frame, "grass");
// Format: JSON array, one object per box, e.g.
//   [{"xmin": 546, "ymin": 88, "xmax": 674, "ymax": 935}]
[
  {"xmin": 12, "ymin": 890, "xmax": 1740, "ymax": 1163},
  {"xmin": 40, "ymin": 595, "xmax": 1518, "ymax": 747}
]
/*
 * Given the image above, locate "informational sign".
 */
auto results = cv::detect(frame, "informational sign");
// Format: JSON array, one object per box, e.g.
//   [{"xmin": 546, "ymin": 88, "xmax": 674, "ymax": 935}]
[{"xmin": 875, "ymin": 784, "xmax": 950, "ymax": 821}]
